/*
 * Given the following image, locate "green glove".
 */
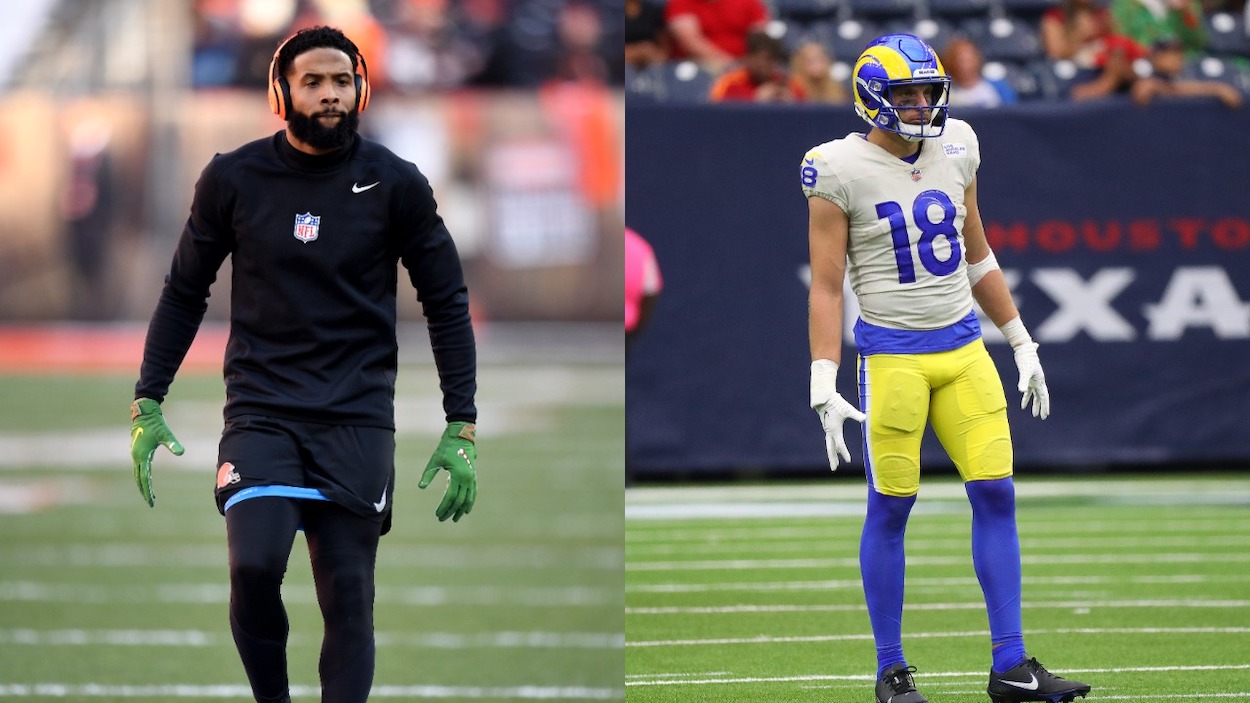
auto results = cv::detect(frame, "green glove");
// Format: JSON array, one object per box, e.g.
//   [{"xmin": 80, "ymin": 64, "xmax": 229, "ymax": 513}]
[
  {"xmin": 418, "ymin": 421, "xmax": 477, "ymax": 522},
  {"xmin": 129, "ymin": 398, "xmax": 184, "ymax": 507}
]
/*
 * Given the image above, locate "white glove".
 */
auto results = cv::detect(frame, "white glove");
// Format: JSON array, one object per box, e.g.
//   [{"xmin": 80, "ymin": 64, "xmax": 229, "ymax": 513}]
[
  {"xmin": 810, "ymin": 360, "xmax": 867, "ymax": 471},
  {"xmin": 1012, "ymin": 342, "xmax": 1050, "ymax": 419}
]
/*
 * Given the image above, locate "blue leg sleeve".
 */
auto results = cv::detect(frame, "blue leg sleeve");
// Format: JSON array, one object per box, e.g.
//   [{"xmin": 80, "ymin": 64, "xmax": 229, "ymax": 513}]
[
  {"xmin": 966, "ymin": 477, "xmax": 1027, "ymax": 673},
  {"xmin": 860, "ymin": 488, "xmax": 917, "ymax": 676}
]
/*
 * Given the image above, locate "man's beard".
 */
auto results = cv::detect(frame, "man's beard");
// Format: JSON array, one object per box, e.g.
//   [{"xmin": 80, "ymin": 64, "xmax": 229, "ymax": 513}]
[{"xmin": 288, "ymin": 108, "xmax": 359, "ymax": 150}]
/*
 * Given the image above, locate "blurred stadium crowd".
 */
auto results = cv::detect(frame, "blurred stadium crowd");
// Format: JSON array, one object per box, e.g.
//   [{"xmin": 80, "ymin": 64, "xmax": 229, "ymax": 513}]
[
  {"xmin": 194, "ymin": 0, "xmax": 625, "ymax": 91},
  {"xmin": 0, "ymin": 0, "xmax": 624, "ymax": 324},
  {"xmin": 625, "ymin": 0, "xmax": 1250, "ymax": 104}
]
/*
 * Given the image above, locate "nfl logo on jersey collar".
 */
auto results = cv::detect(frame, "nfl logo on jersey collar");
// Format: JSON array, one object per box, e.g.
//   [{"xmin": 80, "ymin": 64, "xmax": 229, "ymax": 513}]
[
  {"xmin": 910, "ymin": 167, "xmax": 922, "ymax": 182},
  {"xmin": 293, "ymin": 212, "xmax": 321, "ymax": 243}
]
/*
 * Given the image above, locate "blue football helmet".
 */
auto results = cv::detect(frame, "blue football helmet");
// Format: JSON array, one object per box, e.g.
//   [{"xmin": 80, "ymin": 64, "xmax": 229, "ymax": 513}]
[{"xmin": 852, "ymin": 33, "xmax": 951, "ymax": 141}]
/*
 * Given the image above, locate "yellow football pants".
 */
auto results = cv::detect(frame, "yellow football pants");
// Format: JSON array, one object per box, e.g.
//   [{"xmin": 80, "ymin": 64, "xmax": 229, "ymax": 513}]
[{"xmin": 857, "ymin": 338, "xmax": 1013, "ymax": 497}]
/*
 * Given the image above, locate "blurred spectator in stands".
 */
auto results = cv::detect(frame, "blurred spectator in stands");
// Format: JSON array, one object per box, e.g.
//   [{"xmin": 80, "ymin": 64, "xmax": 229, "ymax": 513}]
[
  {"xmin": 1131, "ymin": 37, "xmax": 1245, "ymax": 106},
  {"xmin": 192, "ymin": 0, "xmax": 244, "ymax": 87},
  {"xmin": 206, "ymin": 0, "xmax": 297, "ymax": 87},
  {"xmin": 61, "ymin": 118, "xmax": 117, "ymax": 320},
  {"xmin": 1111, "ymin": 0, "xmax": 1208, "ymax": 57},
  {"xmin": 549, "ymin": 1, "xmax": 619, "ymax": 84},
  {"xmin": 1042, "ymin": 0, "xmax": 1146, "ymax": 99},
  {"xmin": 625, "ymin": 227, "xmax": 663, "ymax": 345},
  {"xmin": 942, "ymin": 37, "xmax": 1017, "ymax": 107},
  {"xmin": 193, "ymin": 0, "xmax": 613, "ymax": 90},
  {"xmin": 291, "ymin": 0, "xmax": 390, "ymax": 89},
  {"xmin": 665, "ymin": 0, "xmax": 770, "ymax": 74},
  {"xmin": 626, "ymin": 0, "xmax": 670, "ymax": 69},
  {"xmin": 790, "ymin": 40, "xmax": 849, "ymax": 103},
  {"xmin": 710, "ymin": 30, "xmax": 807, "ymax": 102},
  {"xmin": 452, "ymin": 0, "xmax": 513, "ymax": 86},
  {"xmin": 385, "ymin": 0, "xmax": 487, "ymax": 91}
]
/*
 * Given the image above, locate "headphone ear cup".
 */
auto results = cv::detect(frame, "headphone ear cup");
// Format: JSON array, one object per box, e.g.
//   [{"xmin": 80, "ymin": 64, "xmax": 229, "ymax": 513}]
[
  {"xmin": 269, "ymin": 76, "xmax": 284, "ymax": 118},
  {"xmin": 269, "ymin": 76, "xmax": 293, "ymax": 119},
  {"xmin": 355, "ymin": 74, "xmax": 370, "ymax": 113}
]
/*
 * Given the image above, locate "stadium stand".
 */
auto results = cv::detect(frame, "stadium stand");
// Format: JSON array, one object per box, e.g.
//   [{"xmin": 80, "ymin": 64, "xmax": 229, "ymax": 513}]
[
  {"xmin": 846, "ymin": 0, "xmax": 920, "ymax": 21},
  {"xmin": 773, "ymin": 0, "xmax": 842, "ymax": 21},
  {"xmin": 926, "ymin": 0, "xmax": 994, "ymax": 21},
  {"xmin": 815, "ymin": 18, "xmax": 884, "ymax": 62},
  {"xmin": 1206, "ymin": 12, "xmax": 1250, "ymax": 57},
  {"xmin": 626, "ymin": 0, "xmax": 1250, "ymax": 104},
  {"xmin": 627, "ymin": 59, "xmax": 718, "ymax": 102},
  {"xmin": 963, "ymin": 16, "xmax": 1046, "ymax": 63}
]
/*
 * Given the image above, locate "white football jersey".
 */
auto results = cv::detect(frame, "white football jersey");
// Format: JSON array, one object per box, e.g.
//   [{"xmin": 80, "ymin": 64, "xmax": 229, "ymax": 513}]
[{"xmin": 802, "ymin": 118, "xmax": 980, "ymax": 330}]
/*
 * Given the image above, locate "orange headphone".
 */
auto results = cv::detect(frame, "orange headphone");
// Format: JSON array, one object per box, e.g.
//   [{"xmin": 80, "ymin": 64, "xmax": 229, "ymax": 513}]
[{"xmin": 267, "ymin": 34, "xmax": 371, "ymax": 120}]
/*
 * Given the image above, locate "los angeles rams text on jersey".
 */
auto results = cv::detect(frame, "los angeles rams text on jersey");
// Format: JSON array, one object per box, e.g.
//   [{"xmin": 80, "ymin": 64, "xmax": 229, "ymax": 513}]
[{"xmin": 801, "ymin": 118, "xmax": 981, "ymax": 331}]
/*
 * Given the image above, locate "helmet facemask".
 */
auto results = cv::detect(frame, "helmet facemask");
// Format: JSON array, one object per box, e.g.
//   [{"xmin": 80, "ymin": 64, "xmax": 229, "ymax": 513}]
[{"xmin": 853, "ymin": 34, "xmax": 952, "ymax": 142}]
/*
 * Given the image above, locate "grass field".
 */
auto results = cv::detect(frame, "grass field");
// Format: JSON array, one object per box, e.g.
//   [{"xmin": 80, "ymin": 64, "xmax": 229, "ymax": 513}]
[
  {"xmin": 0, "ymin": 359, "xmax": 624, "ymax": 701},
  {"xmin": 625, "ymin": 475, "xmax": 1250, "ymax": 702}
]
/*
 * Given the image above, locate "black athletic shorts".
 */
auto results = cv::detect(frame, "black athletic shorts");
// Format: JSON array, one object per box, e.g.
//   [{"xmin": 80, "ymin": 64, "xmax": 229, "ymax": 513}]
[{"xmin": 215, "ymin": 414, "xmax": 396, "ymax": 531}]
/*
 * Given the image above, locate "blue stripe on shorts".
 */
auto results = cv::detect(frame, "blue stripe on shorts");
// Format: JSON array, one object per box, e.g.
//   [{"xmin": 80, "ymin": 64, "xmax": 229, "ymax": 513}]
[{"xmin": 223, "ymin": 485, "xmax": 330, "ymax": 512}]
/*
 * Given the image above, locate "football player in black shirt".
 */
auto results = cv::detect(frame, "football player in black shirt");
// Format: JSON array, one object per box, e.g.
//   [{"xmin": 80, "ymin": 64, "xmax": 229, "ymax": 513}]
[{"xmin": 129, "ymin": 26, "xmax": 477, "ymax": 703}]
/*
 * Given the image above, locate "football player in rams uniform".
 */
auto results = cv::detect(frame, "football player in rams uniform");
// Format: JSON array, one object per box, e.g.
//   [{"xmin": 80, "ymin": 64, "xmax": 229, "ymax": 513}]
[{"xmin": 802, "ymin": 34, "xmax": 1091, "ymax": 703}]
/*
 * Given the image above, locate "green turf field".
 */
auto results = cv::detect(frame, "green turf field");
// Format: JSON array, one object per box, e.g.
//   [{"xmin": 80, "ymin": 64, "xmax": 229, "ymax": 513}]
[
  {"xmin": 0, "ymin": 363, "xmax": 623, "ymax": 701},
  {"xmin": 626, "ymin": 476, "xmax": 1250, "ymax": 702}
]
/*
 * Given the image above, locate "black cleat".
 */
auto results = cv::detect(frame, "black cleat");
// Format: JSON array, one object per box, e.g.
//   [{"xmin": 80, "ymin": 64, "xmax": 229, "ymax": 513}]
[
  {"xmin": 987, "ymin": 657, "xmax": 1091, "ymax": 703},
  {"xmin": 876, "ymin": 663, "xmax": 928, "ymax": 703}
]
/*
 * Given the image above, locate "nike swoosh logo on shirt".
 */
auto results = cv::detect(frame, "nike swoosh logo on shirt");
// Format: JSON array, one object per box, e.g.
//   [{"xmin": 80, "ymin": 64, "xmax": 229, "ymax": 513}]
[
  {"xmin": 352, "ymin": 181, "xmax": 380, "ymax": 193},
  {"xmin": 1000, "ymin": 674, "xmax": 1039, "ymax": 691},
  {"xmin": 373, "ymin": 482, "xmax": 388, "ymax": 512}
]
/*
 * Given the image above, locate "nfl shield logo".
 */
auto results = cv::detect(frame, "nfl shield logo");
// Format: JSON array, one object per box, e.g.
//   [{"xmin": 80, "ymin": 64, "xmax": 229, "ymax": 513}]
[
  {"xmin": 910, "ymin": 168, "xmax": 923, "ymax": 182},
  {"xmin": 293, "ymin": 212, "xmax": 321, "ymax": 243}
]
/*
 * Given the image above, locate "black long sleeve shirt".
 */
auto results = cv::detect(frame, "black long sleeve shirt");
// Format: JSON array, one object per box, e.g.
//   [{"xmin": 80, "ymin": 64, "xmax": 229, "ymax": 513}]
[{"xmin": 136, "ymin": 132, "xmax": 476, "ymax": 428}]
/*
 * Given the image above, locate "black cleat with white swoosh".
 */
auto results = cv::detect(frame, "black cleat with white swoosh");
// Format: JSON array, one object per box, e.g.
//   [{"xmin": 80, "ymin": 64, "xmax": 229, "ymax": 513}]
[
  {"xmin": 987, "ymin": 657, "xmax": 1091, "ymax": 703},
  {"xmin": 875, "ymin": 663, "xmax": 928, "ymax": 703}
]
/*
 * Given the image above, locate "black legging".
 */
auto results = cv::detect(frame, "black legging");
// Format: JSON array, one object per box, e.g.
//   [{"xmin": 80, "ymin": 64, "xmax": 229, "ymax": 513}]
[{"xmin": 225, "ymin": 497, "xmax": 381, "ymax": 703}]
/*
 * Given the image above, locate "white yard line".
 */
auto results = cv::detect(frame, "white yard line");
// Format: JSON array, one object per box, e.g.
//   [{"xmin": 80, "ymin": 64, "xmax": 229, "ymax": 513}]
[
  {"xmin": 627, "ymin": 627, "xmax": 1250, "ymax": 647},
  {"xmin": 625, "ymin": 478, "xmax": 1250, "ymax": 522},
  {"xmin": 0, "ymin": 543, "xmax": 621, "ymax": 570},
  {"xmin": 628, "ymin": 534, "xmax": 1250, "ymax": 555},
  {"xmin": 625, "ymin": 478, "xmax": 1250, "ymax": 505},
  {"xmin": 624, "ymin": 663, "xmax": 1250, "ymax": 686},
  {"xmin": 627, "ymin": 552, "xmax": 1250, "ymax": 571},
  {"xmin": 626, "ymin": 519, "xmax": 1250, "ymax": 543},
  {"xmin": 627, "ymin": 573, "xmax": 1250, "ymax": 593},
  {"xmin": 627, "ymin": 598, "xmax": 1250, "ymax": 614},
  {"xmin": 0, "ymin": 684, "xmax": 623, "ymax": 699},
  {"xmin": 0, "ymin": 581, "xmax": 619, "ymax": 607},
  {"xmin": 0, "ymin": 628, "xmax": 623, "ymax": 649}
]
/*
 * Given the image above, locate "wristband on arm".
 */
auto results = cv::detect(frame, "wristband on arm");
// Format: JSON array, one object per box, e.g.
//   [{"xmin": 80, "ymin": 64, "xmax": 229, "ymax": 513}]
[
  {"xmin": 997, "ymin": 316, "xmax": 1034, "ymax": 348},
  {"xmin": 966, "ymin": 250, "xmax": 999, "ymax": 288}
]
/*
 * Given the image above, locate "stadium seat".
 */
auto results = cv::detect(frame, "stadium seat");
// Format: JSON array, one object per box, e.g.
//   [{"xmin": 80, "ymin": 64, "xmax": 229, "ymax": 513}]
[
  {"xmin": 845, "ymin": 0, "xmax": 919, "ymax": 21},
  {"xmin": 966, "ymin": 17, "xmax": 1045, "ymax": 62},
  {"xmin": 774, "ymin": 19, "xmax": 805, "ymax": 53},
  {"xmin": 809, "ymin": 19, "xmax": 883, "ymax": 62},
  {"xmin": 926, "ymin": 0, "xmax": 993, "ymax": 21},
  {"xmin": 773, "ymin": 0, "xmax": 841, "ymax": 21},
  {"xmin": 982, "ymin": 60, "xmax": 1045, "ymax": 100},
  {"xmin": 1028, "ymin": 58, "xmax": 1081, "ymax": 99},
  {"xmin": 997, "ymin": 0, "xmax": 1062, "ymax": 21},
  {"xmin": 658, "ymin": 61, "xmax": 717, "ymax": 103},
  {"xmin": 1205, "ymin": 13, "xmax": 1250, "ymax": 57},
  {"xmin": 886, "ymin": 17, "xmax": 959, "ymax": 56},
  {"xmin": 625, "ymin": 64, "xmax": 662, "ymax": 103},
  {"xmin": 1182, "ymin": 55, "xmax": 1250, "ymax": 93}
]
